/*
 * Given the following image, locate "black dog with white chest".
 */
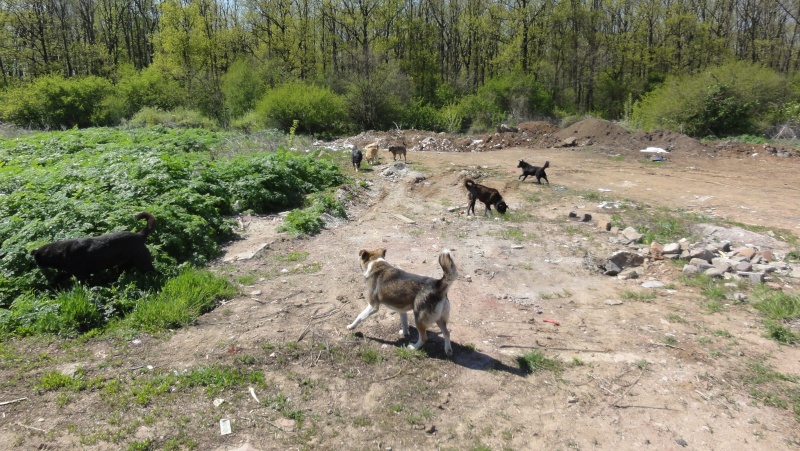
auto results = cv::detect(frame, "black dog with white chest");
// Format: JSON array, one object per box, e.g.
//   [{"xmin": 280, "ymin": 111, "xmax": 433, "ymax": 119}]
[
  {"xmin": 517, "ymin": 159, "xmax": 550, "ymax": 185},
  {"xmin": 464, "ymin": 179, "xmax": 508, "ymax": 217},
  {"xmin": 31, "ymin": 212, "xmax": 158, "ymax": 282}
]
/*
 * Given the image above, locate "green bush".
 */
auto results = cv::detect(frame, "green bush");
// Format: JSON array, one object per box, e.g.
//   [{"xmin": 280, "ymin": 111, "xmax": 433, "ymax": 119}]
[
  {"xmin": 0, "ymin": 75, "xmax": 116, "ymax": 129},
  {"xmin": 114, "ymin": 65, "xmax": 185, "ymax": 118},
  {"xmin": 451, "ymin": 73, "xmax": 552, "ymax": 132},
  {"xmin": 632, "ymin": 61, "xmax": 790, "ymax": 137},
  {"xmin": 0, "ymin": 127, "xmax": 347, "ymax": 305},
  {"xmin": 126, "ymin": 107, "xmax": 220, "ymax": 129},
  {"xmin": 256, "ymin": 81, "xmax": 350, "ymax": 135},
  {"xmin": 277, "ymin": 191, "xmax": 347, "ymax": 236},
  {"xmin": 221, "ymin": 58, "xmax": 272, "ymax": 119},
  {"xmin": 339, "ymin": 61, "xmax": 410, "ymax": 130}
]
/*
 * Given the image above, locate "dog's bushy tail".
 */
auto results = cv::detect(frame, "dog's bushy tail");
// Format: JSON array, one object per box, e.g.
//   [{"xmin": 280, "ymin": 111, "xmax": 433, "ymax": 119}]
[
  {"xmin": 135, "ymin": 212, "xmax": 156, "ymax": 238},
  {"xmin": 543, "ymin": 161, "xmax": 550, "ymax": 169},
  {"xmin": 438, "ymin": 249, "xmax": 458, "ymax": 287}
]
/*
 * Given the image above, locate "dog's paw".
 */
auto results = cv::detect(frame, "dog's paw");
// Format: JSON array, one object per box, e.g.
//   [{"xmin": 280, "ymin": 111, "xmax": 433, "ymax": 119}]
[
  {"xmin": 399, "ymin": 329, "xmax": 410, "ymax": 337},
  {"xmin": 346, "ymin": 323, "xmax": 356, "ymax": 330},
  {"xmin": 445, "ymin": 347, "xmax": 453, "ymax": 357}
]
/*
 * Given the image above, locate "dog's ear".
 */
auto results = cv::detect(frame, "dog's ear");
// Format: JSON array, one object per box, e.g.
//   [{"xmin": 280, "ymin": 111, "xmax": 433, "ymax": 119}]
[
  {"xmin": 359, "ymin": 249, "xmax": 369, "ymax": 261},
  {"xmin": 377, "ymin": 248, "xmax": 387, "ymax": 258}
]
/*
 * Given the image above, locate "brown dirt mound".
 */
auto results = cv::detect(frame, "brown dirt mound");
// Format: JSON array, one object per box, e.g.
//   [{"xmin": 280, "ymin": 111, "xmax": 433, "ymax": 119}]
[{"xmin": 556, "ymin": 118, "xmax": 637, "ymax": 150}]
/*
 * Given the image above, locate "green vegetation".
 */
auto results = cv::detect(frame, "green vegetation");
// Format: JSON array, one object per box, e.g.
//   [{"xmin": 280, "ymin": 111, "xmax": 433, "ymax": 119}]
[
  {"xmin": 619, "ymin": 290, "xmax": 657, "ymax": 302},
  {"xmin": 0, "ymin": 127, "xmax": 347, "ymax": 338},
  {"xmin": 516, "ymin": 351, "xmax": 562, "ymax": 374},
  {"xmin": 751, "ymin": 286, "xmax": 800, "ymax": 344}
]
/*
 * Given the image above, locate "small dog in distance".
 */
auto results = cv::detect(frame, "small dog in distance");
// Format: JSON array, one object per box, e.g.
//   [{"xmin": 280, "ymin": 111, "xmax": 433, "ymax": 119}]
[
  {"xmin": 347, "ymin": 248, "xmax": 458, "ymax": 356},
  {"xmin": 464, "ymin": 179, "xmax": 508, "ymax": 217},
  {"xmin": 364, "ymin": 142, "xmax": 379, "ymax": 165},
  {"xmin": 351, "ymin": 148, "xmax": 363, "ymax": 171},
  {"xmin": 517, "ymin": 160, "xmax": 550, "ymax": 185},
  {"xmin": 31, "ymin": 212, "xmax": 158, "ymax": 282},
  {"xmin": 388, "ymin": 144, "xmax": 407, "ymax": 162}
]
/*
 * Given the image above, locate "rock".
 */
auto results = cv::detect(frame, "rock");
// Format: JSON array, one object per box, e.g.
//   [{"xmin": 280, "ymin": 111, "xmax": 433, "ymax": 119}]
[
  {"xmin": 770, "ymin": 261, "xmax": 789, "ymax": 270},
  {"xmin": 621, "ymin": 227, "xmax": 643, "ymax": 243},
  {"xmin": 733, "ymin": 292, "xmax": 748, "ymax": 302},
  {"xmin": 753, "ymin": 264, "xmax": 777, "ymax": 273},
  {"xmin": 603, "ymin": 251, "xmax": 645, "ymax": 275},
  {"xmin": 663, "ymin": 243, "xmax": 681, "ymax": 254},
  {"xmin": 758, "ymin": 250, "xmax": 774, "ymax": 262},
  {"xmin": 605, "ymin": 299, "xmax": 624, "ymax": 306},
  {"xmin": 597, "ymin": 220, "xmax": 611, "ymax": 231},
  {"xmin": 563, "ymin": 136, "xmax": 577, "ymax": 147},
  {"xmin": 580, "ymin": 213, "xmax": 592, "ymax": 222},
  {"xmin": 688, "ymin": 248, "xmax": 715, "ymax": 263},
  {"xmin": 610, "ymin": 226, "xmax": 620, "ymax": 234},
  {"xmin": 733, "ymin": 247, "xmax": 756, "ymax": 259},
  {"xmin": 664, "ymin": 253, "xmax": 680, "ymax": 260},
  {"xmin": 682, "ymin": 264, "xmax": 699, "ymax": 276},
  {"xmin": 719, "ymin": 242, "xmax": 732, "ymax": 252},
  {"xmin": 650, "ymin": 242, "xmax": 664, "ymax": 260},
  {"xmin": 618, "ymin": 267, "xmax": 643, "ymax": 280},
  {"xmin": 704, "ymin": 267, "xmax": 726, "ymax": 278},
  {"xmin": 689, "ymin": 258, "xmax": 713, "ymax": 272},
  {"xmin": 641, "ymin": 281, "xmax": 665, "ymax": 288},
  {"xmin": 496, "ymin": 124, "xmax": 519, "ymax": 133},
  {"xmin": 735, "ymin": 261, "xmax": 753, "ymax": 272},
  {"xmin": 738, "ymin": 271, "xmax": 765, "ymax": 284}
]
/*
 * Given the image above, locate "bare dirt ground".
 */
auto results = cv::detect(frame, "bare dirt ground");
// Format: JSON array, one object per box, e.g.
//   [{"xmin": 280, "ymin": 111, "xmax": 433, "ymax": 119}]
[{"xmin": 2, "ymin": 120, "xmax": 800, "ymax": 451}]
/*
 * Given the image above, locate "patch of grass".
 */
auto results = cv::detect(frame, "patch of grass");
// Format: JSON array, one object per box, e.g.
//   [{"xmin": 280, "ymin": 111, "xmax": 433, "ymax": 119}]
[
  {"xmin": 713, "ymin": 329, "xmax": 732, "ymax": 338},
  {"xmin": 666, "ymin": 313, "xmax": 686, "ymax": 324},
  {"xmin": 578, "ymin": 191, "xmax": 604, "ymax": 201},
  {"xmin": 235, "ymin": 274, "xmax": 257, "ymax": 285},
  {"xmin": 501, "ymin": 210, "xmax": 532, "ymax": 223},
  {"xmin": 619, "ymin": 290, "xmax": 657, "ymax": 301},
  {"xmin": 751, "ymin": 285, "xmax": 800, "ymax": 344},
  {"xmin": 526, "ymin": 193, "xmax": 541, "ymax": 203},
  {"xmin": 273, "ymin": 251, "xmax": 309, "ymax": 263},
  {"xmin": 702, "ymin": 299, "xmax": 726, "ymax": 314},
  {"xmin": 353, "ymin": 416, "xmax": 372, "ymax": 427},
  {"xmin": 359, "ymin": 347, "xmax": 383, "ymax": 364},
  {"xmin": 516, "ymin": 351, "xmax": 562, "ymax": 374},
  {"xmin": 495, "ymin": 228, "xmax": 535, "ymax": 243},
  {"xmin": 664, "ymin": 336, "xmax": 678, "ymax": 346},
  {"xmin": 393, "ymin": 347, "xmax": 426, "ymax": 360},
  {"xmin": 520, "ymin": 263, "xmax": 533, "ymax": 270},
  {"xmin": 36, "ymin": 368, "xmax": 102, "ymax": 392},
  {"xmin": 124, "ymin": 268, "xmax": 238, "ymax": 333}
]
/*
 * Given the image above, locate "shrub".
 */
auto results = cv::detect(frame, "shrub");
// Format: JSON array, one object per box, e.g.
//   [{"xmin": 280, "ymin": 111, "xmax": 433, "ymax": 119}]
[
  {"xmin": 114, "ymin": 64, "xmax": 185, "ymax": 118},
  {"xmin": 0, "ymin": 75, "xmax": 115, "ymax": 129},
  {"xmin": 126, "ymin": 107, "xmax": 220, "ymax": 129},
  {"xmin": 632, "ymin": 61, "xmax": 789, "ymax": 137},
  {"xmin": 221, "ymin": 58, "xmax": 272, "ymax": 119},
  {"xmin": 256, "ymin": 81, "xmax": 350, "ymax": 135},
  {"xmin": 0, "ymin": 128, "xmax": 347, "ymax": 306}
]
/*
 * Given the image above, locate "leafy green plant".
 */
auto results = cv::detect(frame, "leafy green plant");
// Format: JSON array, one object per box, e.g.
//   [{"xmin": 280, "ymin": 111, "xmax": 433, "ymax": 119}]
[{"xmin": 516, "ymin": 351, "xmax": 562, "ymax": 374}]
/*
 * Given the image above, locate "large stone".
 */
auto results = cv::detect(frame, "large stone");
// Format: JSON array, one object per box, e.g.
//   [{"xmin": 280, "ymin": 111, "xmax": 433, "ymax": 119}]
[
  {"xmin": 621, "ymin": 227, "xmax": 643, "ymax": 243},
  {"xmin": 603, "ymin": 251, "xmax": 645, "ymax": 275},
  {"xmin": 641, "ymin": 281, "xmax": 665, "ymax": 288},
  {"xmin": 617, "ymin": 267, "xmax": 643, "ymax": 280},
  {"xmin": 689, "ymin": 258, "xmax": 713, "ymax": 272},
  {"xmin": 597, "ymin": 220, "xmax": 611, "ymax": 231},
  {"xmin": 733, "ymin": 247, "xmax": 756, "ymax": 259},
  {"xmin": 757, "ymin": 250, "xmax": 775, "ymax": 262},
  {"xmin": 735, "ymin": 261, "xmax": 753, "ymax": 272},
  {"xmin": 683, "ymin": 264, "xmax": 699, "ymax": 276},
  {"xmin": 650, "ymin": 242, "xmax": 664, "ymax": 260},
  {"xmin": 663, "ymin": 243, "xmax": 682, "ymax": 254},
  {"xmin": 689, "ymin": 248, "xmax": 716, "ymax": 263},
  {"xmin": 738, "ymin": 271, "xmax": 765, "ymax": 284},
  {"xmin": 752, "ymin": 264, "xmax": 777, "ymax": 273},
  {"xmin": 563, "ymin": 136, "xmax": 578, "ymax": 147},
  {"xmin": 704, "ymin": 267, "xmax": 726, "ymax": 278}
]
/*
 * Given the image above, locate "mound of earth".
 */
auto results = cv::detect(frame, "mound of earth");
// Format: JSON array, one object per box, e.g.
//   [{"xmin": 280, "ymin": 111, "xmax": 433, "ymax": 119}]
[{"xmin": 321, "ymin": 118, "xmax": 796, "ymax": 160}]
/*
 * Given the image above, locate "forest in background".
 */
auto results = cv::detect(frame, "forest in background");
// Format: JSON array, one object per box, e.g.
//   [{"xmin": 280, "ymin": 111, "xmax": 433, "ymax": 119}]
[{"xmin": 1, "ymin": 0, "xmax": 800, "ymax": 136}]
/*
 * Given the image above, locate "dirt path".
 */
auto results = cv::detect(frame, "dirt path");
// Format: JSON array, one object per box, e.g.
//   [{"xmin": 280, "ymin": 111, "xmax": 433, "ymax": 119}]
[{"xmin": 2, "ymin": 144, "xmax": 799, "ymax": 450}]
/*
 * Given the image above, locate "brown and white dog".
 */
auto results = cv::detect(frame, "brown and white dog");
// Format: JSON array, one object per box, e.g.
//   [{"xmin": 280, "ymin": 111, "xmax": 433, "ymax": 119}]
[
  {"xmin": 347, "ymin": 248, "xmax": 457, "ymax": 356},
  {"xmin": 464, "ymin": 179, "xmax": 508, "ymax": 216}
]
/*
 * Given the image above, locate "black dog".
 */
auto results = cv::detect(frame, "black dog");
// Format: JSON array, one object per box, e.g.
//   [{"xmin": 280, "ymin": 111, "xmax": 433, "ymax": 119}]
[
  {"xmin": 517, "ymin": 160, "xmax": 550, "ymax": 185},
  {"xmin": 352, "ymin": 148, "xmax": 363, "ymax": 171},
  {"xmin": 31, "ymin": 212, "xmax": 158, "ymax": 282},
  {"xmin": 464, "ymin": 179, "xmax": 508, "ymax": 217}
]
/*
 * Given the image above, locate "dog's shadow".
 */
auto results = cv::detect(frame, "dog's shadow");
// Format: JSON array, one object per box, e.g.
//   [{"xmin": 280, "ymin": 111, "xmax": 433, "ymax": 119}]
[{"xmin": 357, "ymin": 330, "xmax": 525, "ymax": 377}]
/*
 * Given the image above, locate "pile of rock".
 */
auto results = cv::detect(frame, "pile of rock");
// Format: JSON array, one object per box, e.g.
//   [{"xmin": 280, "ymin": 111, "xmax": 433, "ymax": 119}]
[{"xmin": 597, "ymin": 235, "xmax": 799, "ymax": 283}]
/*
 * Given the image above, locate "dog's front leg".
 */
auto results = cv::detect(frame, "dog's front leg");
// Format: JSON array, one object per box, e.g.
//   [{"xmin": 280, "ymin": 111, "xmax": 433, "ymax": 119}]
[
  {"xmin": 347, "ymin": 304, "xmax": 378, "ymax": 330},
  {"xmin": 399, "ymin": 312, "xmax": 410, "ymax": 337}
]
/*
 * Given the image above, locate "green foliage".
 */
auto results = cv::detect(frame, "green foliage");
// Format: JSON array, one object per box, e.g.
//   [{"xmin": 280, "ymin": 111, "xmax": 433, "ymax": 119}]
[
  {"xmin": 256, "ymin": 81, "xmax": 350, "ymax": 135},
  {"xmin": 516, "ymin": 351, "xmax": 562, "ymax": 374},
  {"xmin": 126, "ymin": 107, "xmax": 219, "ymax": 130},
  {"xmin": 0, "ymin": 75, "xmax": 116, "ymax": 129},
  {"xmin": 752, "ymin": 286, "xmax": 800, "ymax": 344},
  {"xmin": 125, "ymin": 269, "xmax": 237, "ymax": 332},
  {"xmin": 114, "ymin": 65, "xmax": 185, "ymax": 118},
  {"xmin": 277, "ymin": 192, "xmax": 347, "ymax": 236},
  {"xmin": 221, "ymin": 59, "xmax": 277, "ymax": 119},
  {"xmin": 0, "ymin": 127, "xmax": 347, "ymax": 335},
  {"xmin": 338, "ymin": 60, "xmax": 411, "ymax": 130},
  {"xmin": 632, "ymin": 61, "xmax": 789, "ymax": 137}
]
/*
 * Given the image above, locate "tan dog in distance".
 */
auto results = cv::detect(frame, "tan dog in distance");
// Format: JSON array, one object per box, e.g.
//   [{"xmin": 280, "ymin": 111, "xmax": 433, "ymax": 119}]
[
  {"xmin": 347, "ymin": 248, "xmax": 457, "ymax": 356},
  {"xmin": 364, "ymin": 142, "xmax": 380, "ymax": 164}
]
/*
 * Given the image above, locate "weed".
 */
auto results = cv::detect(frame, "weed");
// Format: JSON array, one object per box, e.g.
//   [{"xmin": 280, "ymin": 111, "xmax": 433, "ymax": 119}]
[
  {"xmin": 619, "ymin": 290, "xmax": 657, "ymax": 301},
  {"xmin": 664, "ymin": 336, "xmax": 678, "ymax": 346},
  {"xmin": 751, "ymin": 286, "xmax": 800, "ymax": 343},
  {"xmin": 571, "ymin": 357, "xmax": 584, "ymax": 366},
  {"xmin": 666, "ymin": 313, "xmax": 686, "ymax": 324},
  {"xmin": 516, "ymin": 351, "xmax": 562, "ymax": 374},
  {"xmin": 698, "ymin": 336, "xmax": 711, "ymax": 345},
  {"xmin": 359, "ymin": 347, "xmax": 383, "ymax": 364},
  {"xmin": 392, "ymin": 346, "xmax": 427, "ymax": 360},
  {"xmin": 713, "ymin": 329, "xmax": 732, "ymax": 338},
  {"xmin": 702, "ymin": 299, "xmax": 725, "ymax": 314},
  {"xmin": 520, "ymin": 263, "xmax": 533, "ymax": 270},
  {"xmin": 353, "ymin": 417, "xmax": 372, "ymax": 427},
  {"xmin": 635, "ymin": 359, "xmax": 649, "ymax": 370}
]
